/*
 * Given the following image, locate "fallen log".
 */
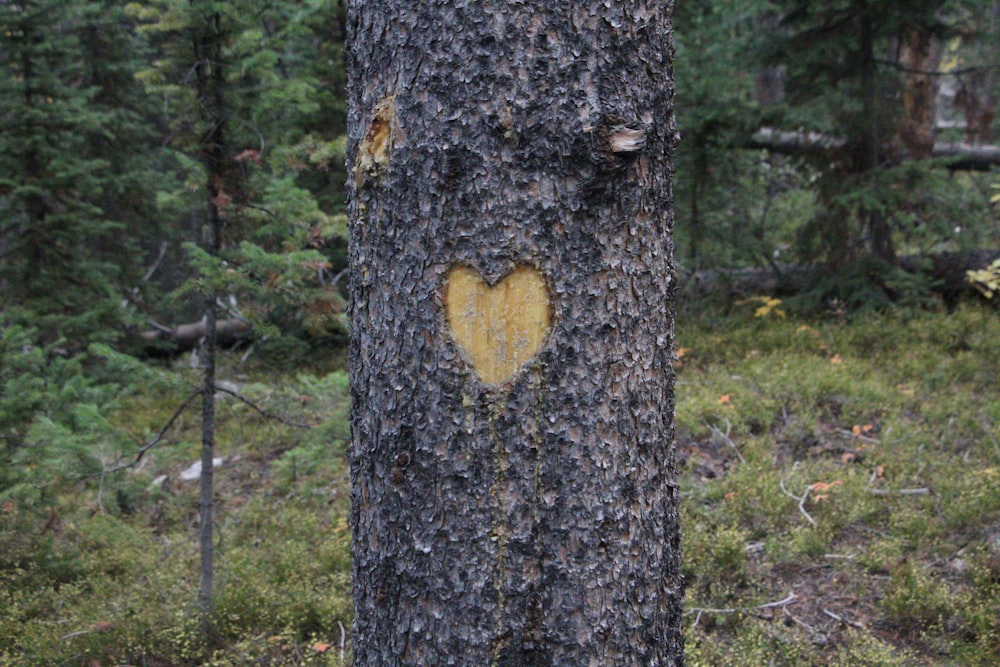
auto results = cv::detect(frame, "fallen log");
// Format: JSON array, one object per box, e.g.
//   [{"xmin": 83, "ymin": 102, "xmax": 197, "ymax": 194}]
[
  {"xmin": 139, "ymin": 317, "xmax": 252, "ymax": 353},
  {"xmin": 747, "ymin": 127, "xmax": 1000, "ymax": 171},
  {"xmin": 678, "ymin": 250, "xmax": 1000, "ymax": 307}
]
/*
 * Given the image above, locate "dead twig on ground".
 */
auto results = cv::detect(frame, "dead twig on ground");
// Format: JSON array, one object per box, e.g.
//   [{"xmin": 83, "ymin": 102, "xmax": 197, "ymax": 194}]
[
  {"xmin": 867, "ymin": 487, "xmax": 930, "ymax": 496},
  {"xmin": 687, "ymin": 593, "xmax": 799, "ymax": 626},
  {"xmin": 836, "ymin": 427, "xmax": 880, "ymax": 444},
  {"xmin": 822, "ymin": 607, "xmax": 866, "ymax": 629},
  {"xmin": 780, "ymin": 465, "xmax": 817, "ymax": 526},
  {"xmin": 707, "ymin": 417, "xmax": 745, "ymax": 464},
  {"xmin": 783, "ymin": 605, "xmax": 817, "ymax": 633}
]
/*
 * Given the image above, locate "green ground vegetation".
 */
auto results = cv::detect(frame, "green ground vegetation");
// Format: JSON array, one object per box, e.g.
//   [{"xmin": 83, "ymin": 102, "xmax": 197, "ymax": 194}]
[
  {"xmin": 1, "ymin": 302, "xmax": 998, "ymax": 665},
  {"xmin": 0, "ymin": 362, "xmax": 353, "ymax": 666},
  {"xmin": 680, "ymin": 302, "xmax": 1000, "ymax": 666}
]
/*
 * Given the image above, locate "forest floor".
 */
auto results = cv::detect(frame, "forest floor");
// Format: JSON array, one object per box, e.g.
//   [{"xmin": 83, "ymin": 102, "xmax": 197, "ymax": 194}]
[
  {"xmin": 679, "ymin": 302, "xmax": 1000, "ymax": 666},
  {"xmin": 2, "ymin": 302, "xmax": 998, "ymax": 665}
]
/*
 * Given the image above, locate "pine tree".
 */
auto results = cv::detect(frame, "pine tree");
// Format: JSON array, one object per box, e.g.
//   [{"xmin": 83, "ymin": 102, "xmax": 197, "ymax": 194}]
[
  {"xmin": 765, "ymin": 0, "xmax": 950, "ymax": 265},
  {"xmin": 0, "ymin": 0, "xmax": 155, "ymax": 344},
  {"xmin": 126, "ymin": 0, "xmax": 351, "ymax": 635},
  {"xmin": 131, "ymin": 0, "xmax": 348, "ymax": 340},
  {"xmin": 673, "ymin": 0, "xmax": 770, "ymax": 270}
]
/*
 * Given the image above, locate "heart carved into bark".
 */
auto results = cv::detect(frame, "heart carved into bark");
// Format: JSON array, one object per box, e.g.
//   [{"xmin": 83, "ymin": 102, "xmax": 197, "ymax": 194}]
[{"xmin": 444, "ymin": 265, "xmax": 551, "ymax": 384}]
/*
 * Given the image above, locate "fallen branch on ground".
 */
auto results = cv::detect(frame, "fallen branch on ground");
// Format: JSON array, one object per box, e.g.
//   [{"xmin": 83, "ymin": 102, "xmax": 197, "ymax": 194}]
[
  {"xmin": 867, "ymin": 487, "xmax": 931, "ymax": 496},
  {"xmin": 780, "ymin": 466, "xmax": 818, "ymax": 527},
  {"xmin": 213, "ymin": 384, "xmax": 313, "ymax": 429},
  {"xmin": 706, "ymin": 418, "xmax": 745, "ymax": 464},
  {"xmin": 822, "ymin": 607, "xmax": 866, "ymax": 629},
  {"xmin": 686, "ymin": 593, "xmax": 799, "ymax": 626}
]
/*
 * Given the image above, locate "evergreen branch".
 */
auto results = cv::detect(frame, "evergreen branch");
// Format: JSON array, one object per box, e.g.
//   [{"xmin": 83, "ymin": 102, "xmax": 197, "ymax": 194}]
[
  {"xmin": 0, "ymin": 219, "xmax": 25, "ymax": 239},
  {"xmin": 242, "ymin": 203, "xmax": 279, "ymax": 218},
  {"xmin": 104, "ymin": 388, "xmax": 204, "ymax": 475}
]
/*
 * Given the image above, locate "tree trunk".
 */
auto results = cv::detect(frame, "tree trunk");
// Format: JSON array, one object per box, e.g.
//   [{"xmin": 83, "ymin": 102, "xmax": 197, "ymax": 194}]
[
  {"xmin": 348, "ymin": 2, "xmax": 682, "ymax": 666},
  {"xmin": 197, "ymin": 293, "xmax": 217, "ymax": 629},
  {"xmin": 897, "ymin": 25, "xmax": 942, "ymax": 160},
  {"xmin": 191, "ymin": 5, "xmax": 227, "ymax": 637},
  {"xmin": 858, "ymin": 6, "xmax": 895, "ymax": 264}
]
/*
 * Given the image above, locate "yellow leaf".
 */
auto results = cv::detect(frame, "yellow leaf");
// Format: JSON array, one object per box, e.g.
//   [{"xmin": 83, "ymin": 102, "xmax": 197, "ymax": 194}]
[
  {"xmin": 967, "ymin": 259, "xmax": 1000, "ymax": 299},
  {"xmin": 852, "ymin": 423, "xmax": 874, "ymax": 436},
  {"xmin": 810, "ymin": 480, "xmax": 843, "ymax": 492}
]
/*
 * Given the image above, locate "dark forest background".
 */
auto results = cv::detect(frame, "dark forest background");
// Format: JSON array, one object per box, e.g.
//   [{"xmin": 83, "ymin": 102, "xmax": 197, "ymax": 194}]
[{"xmin": 2, "ymin": 0, "xmax": 998, "ymax": 354}]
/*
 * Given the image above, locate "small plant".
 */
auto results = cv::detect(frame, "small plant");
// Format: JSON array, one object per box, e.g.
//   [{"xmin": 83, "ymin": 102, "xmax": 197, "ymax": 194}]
[
  {"xmin": 738, "ymin": 295, "xmax": 787, "ymax": 318},
  {"xmin": 967, "ymin": 258, "xmax": 1000, "ymax": 299}
]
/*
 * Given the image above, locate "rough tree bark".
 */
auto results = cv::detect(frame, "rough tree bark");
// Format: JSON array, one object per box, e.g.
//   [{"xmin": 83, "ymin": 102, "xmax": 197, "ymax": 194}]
[{"xmin": 348, "ymin": 2, "xmax": 682, "ymax": 666}]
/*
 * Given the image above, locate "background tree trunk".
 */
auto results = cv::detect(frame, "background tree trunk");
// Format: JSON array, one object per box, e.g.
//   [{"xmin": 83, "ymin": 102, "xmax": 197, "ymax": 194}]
[
  {"xmin": 858, "ymin": 5, "xmax": 896, "ymax": 263},
  {"xmin": 897, "ymin": 24, "xmax": 942, "ymax": 160},
  {"xmin": 348, "ymin": 2, "xmax": 682, "ymax": 665},
  {"xmin": 192, "ymin": 5, "xmax": 227, "ymax": 637}
]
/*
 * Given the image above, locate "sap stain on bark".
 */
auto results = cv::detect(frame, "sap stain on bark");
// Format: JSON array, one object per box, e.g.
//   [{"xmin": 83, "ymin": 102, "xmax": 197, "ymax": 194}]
[{"xmin": 354, "ymin": 95, "xmax": 399, "ymax": 187}]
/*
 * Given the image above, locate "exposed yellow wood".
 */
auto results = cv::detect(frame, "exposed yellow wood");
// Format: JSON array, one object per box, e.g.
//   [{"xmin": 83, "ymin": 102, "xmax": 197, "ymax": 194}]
[
  {"xmin": 445, "ymin": 265, "xmax": 551, "ymax": 385},
  {"xmin": 354, "ymin": 95, "xmax": 397, "ymax": 187}
]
